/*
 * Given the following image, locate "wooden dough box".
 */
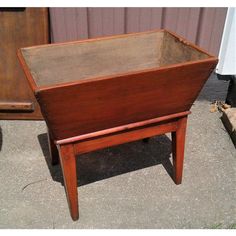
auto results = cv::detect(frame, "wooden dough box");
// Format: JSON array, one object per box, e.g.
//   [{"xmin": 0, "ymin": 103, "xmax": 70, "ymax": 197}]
[{"xmin": 18, "ymin": 29, "xmax": 218, "ymax": 220}]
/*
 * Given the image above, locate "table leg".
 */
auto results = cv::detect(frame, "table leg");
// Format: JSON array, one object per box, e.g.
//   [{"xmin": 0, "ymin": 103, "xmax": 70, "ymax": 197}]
[
  {"xmin": 58, "ymin": 144, "xmax": 79, "ymax": 221},
  {"xmin": 47, "ymin": 129, "xmax": 59, "ymax": 165},
  {"xmin": 171, "ymin": 116, "xmax": 187, "ymax": 185}
]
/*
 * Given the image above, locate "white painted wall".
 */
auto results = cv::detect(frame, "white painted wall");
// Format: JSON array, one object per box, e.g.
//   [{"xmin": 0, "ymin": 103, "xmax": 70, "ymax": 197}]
[{"xmin": 216, "ymin": 8, "xmax": 236, "ymax": 75}]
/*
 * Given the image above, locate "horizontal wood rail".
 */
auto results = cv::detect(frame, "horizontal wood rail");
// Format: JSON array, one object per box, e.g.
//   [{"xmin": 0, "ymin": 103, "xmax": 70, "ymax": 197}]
[
  {"xmin": 73, "ymin": 119, "xmax": 178, "ymax": 155},
  {"xmin": 55, "ymin": 111, "xmax": 191, "ymax": 145},
  {"xmin": 0, "ymin": 102, "xmax": 34, "ymax": 111}
]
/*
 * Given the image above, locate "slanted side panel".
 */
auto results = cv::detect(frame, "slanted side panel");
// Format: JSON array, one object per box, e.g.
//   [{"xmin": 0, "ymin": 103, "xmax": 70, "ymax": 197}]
[{"xmin": 36, "ymin": 60, "xmax": 217, "ymax": 140}]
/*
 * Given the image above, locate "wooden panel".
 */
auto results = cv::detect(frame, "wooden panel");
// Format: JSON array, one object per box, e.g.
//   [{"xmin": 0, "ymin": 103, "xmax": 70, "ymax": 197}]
[
  {"xmin": 34, "ymin": 58, "xmax": 216, "ymax": 140},
  {"xmin": 175, "ymin": 8, "xmax": 201, "ymax": 43},
  {"xmin": 126, "ymin": 8, "xmax": 163, "ymax": 33},
  {"xmin": 209, "ymin": 8, "xmax": 228, "ymax": 55},
  {"xmin": 149, "ymin": 8, "xmax": 163, "ymax": 29},
  {"xmin": 0, "ymin": 8, "xmax": 49, "ymax": 120},
  {"xmin": 20, "ymin": 31, "xmax": 209, "ymax": 88},
  {"xmin": 49, "ymin": 8, "xmax": 67, "ymax": 42},
  {"xmin": 185, "ymin": 8, "xmax": 202, "ymax": 43},
  {"xmin": 196, "ymin": 8, "xmax": 227, "ymax": 55},
  {"xmin": 0, "ymin": 102, "xmax": 33, "ymax": 111},
  {"xmin": 50, "ymin": 8, "xmax": 88, "ymax": 42},
  {"xmin": 50, "ymin": 8, "xmax": 125, "ymax": 42},
  {"xmin": 21, "ymin": 31, "xmax": 164, "ymax": 87},
  {"xmin": 18, "ymin": 30, "xmax": 217, "ymax": 140},
  {"xmin": 74, "ymin": 120, "xmax": 178, "ymax": 155},
  {"xmin": 175, "ymin": 8, "xmax": 190, "ymax": 36},
  {"xmin": 56, "ymin": 111, "xmax": 190, "ymax": 145},
  {"xmin": 196, "ymin": 8, "xmax": 218, "ymax": 52},
  {"xmin": 163, "ymin": 8, "xmax": 201, "ymax": 43},
  {"xmin": 162, "ymin": 8, "xmax": 180, "ymax": 32},
  {"xmin": 160, "ymin": 31, "xmax": 209, "ymax": 66},
  {"xmin": 49, "ymin": 7, "xmax": 227, "ymax": 55},
  {"xmin": 125, "ymin": 8, "xmax": 140, "ymax": 33},
  {"xmin": 88, "ymin": 8, "xmax": 125, "ymax": 37}
]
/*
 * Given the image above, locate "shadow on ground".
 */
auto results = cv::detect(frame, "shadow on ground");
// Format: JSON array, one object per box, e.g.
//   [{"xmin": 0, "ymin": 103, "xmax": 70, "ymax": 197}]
[
  {"xmin": 38, "ymin": 133, "xmax": 174, "ymax": 187},
  {"xmin": 197, "ymin": 73, "xmax": 228, "ymax": 102},
  {"xmin": 0, "ymin": 126, "xmax": 2, "ymax": 151}
]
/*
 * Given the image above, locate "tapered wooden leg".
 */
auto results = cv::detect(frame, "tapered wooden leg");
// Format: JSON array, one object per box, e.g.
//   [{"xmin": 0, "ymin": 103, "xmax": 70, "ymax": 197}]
[
  {"xmin": 171, "ymin": 116, "xmax": 187, "ymax": 185},
  {"xmin": 59, "ymin": 144, "xmax": 79, "ymax": 221},
  {"xmin": 47, "ymin": 129, "xmax": 59, "ymax": 165}
]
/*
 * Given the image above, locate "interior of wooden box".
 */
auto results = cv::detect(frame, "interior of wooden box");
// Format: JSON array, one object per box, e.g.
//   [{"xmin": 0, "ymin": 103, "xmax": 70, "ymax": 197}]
[{"xmin": 21, "ymin": 31, "xmax": 210, "ymax": 87}]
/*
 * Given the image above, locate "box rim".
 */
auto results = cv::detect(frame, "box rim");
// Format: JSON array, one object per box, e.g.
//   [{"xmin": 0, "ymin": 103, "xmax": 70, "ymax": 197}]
[{"xmin": 17, "ymin": 29, "xmax": 218, "ymax": 93}]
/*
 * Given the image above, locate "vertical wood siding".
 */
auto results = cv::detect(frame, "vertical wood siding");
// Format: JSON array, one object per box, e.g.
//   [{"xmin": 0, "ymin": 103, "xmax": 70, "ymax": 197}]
[{"xmin": 49, "ymin": 7, "xmax": 227, "ymax": 55}]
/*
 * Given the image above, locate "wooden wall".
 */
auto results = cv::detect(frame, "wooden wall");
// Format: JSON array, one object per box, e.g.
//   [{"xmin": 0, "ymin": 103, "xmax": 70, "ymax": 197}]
[
  {"xmin": 49, "ymin": 7, "xmax": 227, "ymax": 55},
  {"xmin": 0, "ymin": 8, "xmax": 49, "ymax": 120}
]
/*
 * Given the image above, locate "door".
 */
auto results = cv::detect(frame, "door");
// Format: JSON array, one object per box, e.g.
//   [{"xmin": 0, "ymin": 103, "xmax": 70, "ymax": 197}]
[{"xmin": 0, "ymin": 8, "xmax": 49, "ymax": 120}]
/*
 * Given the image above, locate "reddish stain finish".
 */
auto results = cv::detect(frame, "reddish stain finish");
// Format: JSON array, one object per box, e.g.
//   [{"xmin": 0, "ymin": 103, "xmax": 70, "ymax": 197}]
[{"xmin": 18, "ymin": 29, "xmax": 218, "ymax": 221}]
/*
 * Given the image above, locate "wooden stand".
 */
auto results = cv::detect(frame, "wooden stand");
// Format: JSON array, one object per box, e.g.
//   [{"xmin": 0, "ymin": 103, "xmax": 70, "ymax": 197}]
[
  {"xmin": 18, "ymin": 29, "xmax": 217, "ymax": 221},
  {"xmin": 49, "ymin": 111, "xmax": 189, "ymax": 221}
]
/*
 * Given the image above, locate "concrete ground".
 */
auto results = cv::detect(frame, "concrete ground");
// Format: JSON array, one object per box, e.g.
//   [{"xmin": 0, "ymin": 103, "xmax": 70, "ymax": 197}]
[{"xmin": 0, "ymin": 74, "xmax": 235, "ymax": 229}]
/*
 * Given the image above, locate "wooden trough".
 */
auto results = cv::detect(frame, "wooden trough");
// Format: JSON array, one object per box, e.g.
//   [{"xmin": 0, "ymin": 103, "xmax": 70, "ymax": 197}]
[{"xmin": 18, "ymin": 29, "xmax": 218, "ymax": 220}]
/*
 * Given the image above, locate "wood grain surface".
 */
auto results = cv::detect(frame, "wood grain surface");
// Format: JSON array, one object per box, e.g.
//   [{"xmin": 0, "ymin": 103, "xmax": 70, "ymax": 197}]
[
  {"xmin": 0, "ymin": 8, "xmax": 49, "ymax": 120},
  {"xmin": 18, "ymin": 29, "xmax": 217, "ymax": 140},
  {"xmin": 36, "ymin": 59, "xmax": 216, "ymax": 140},
  {"xmin": 18, "ymin": 28, "xmax": 218, "ymax": 221},
  {"xmin": 21, "ymin": 30, "xmax": 209, "ymax": 87}
]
